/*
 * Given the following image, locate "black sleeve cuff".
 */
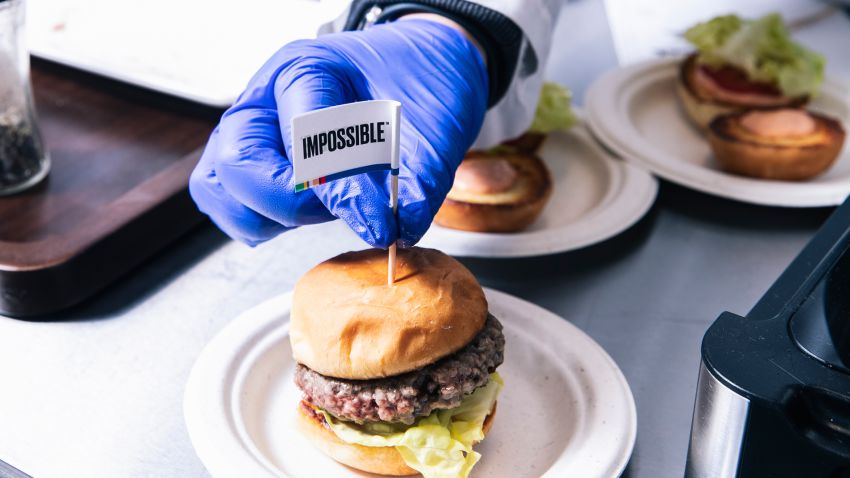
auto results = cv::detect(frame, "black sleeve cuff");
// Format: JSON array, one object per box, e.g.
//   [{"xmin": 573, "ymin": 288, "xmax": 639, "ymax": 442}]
[{"xmin": 344, "ymin": 0, "xmax": 523, "ymax": 107}]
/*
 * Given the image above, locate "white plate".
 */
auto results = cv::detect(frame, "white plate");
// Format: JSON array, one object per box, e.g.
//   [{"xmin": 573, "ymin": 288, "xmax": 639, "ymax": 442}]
[
  {"xmin": 184, "ymin": 288, "xmax": 637, "ymax": 478},
  {"xmin": 418, "ymin": 121, "xmax": 658, "ymax": 258},
  {"xmin": 27, "ymin": 0, "xmax": 346, "ymax": 107},
  {"xmin": 585, "ymin": 57, "xmax": 850, "ymax": 207}
]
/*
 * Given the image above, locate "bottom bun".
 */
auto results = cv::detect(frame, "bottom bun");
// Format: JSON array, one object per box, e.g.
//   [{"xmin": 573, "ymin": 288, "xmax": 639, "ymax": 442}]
[
  {"xmin": 707, "ymin": 111, "xmax": 846, "ymax": 181},
  {"xmin": 296, "ymin": 401, "xmax": 497, "ymax": 476}
]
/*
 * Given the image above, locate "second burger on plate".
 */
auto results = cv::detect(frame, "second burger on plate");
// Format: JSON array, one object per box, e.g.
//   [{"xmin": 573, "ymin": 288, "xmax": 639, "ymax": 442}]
[
  {"xmin": 290, "ymin": 247, "xmax": 504, "ymax": 477},
  {"xmin": 676, "ymin": 13, "xmax": 824, "ymax": 129},
  {"xmin": 434, "ymin": 82, "xmax": 575, "ymax": 233}
]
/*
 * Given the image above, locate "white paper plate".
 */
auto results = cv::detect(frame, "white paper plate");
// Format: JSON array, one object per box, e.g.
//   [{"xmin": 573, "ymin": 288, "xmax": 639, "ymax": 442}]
[
  {"xmin": 585, "ymin": 57, "xmax": 850, "ymax": 207},
  {"xmin": 418, "ymin": 122, "xmax": 658, "ymax": 258},
  {"xmin": 184, "ymin": 288, "xmax": 637, "ymax": 478}
]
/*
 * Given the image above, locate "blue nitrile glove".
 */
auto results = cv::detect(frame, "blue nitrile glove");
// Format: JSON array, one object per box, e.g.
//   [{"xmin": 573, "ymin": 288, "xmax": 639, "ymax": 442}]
[{"xmin": 189, "ymin": 18, "xmax": 488, "ymax": 248}]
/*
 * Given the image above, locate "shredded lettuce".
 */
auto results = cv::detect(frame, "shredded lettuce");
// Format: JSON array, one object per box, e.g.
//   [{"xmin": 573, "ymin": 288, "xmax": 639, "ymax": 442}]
[
  {"xmin": 684, "ymin": 13, "xmax": 825, "ymax": 98},
  {"xmin": 529, "ymin": 82, "xmax": 577, "ymax": 133},
  {"xmin": 683, "ymin": 14, "xmax": 743, "ymax": 52},
  {"xmin": 318, "ymin": 373, "xmax": 503, "ymax": 478}
]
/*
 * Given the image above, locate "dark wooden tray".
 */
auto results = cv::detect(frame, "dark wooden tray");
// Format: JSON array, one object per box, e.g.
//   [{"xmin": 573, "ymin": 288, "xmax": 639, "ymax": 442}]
[{"xmin": 0, "ymin": 61, "xmax": 220, "ymax": 317}]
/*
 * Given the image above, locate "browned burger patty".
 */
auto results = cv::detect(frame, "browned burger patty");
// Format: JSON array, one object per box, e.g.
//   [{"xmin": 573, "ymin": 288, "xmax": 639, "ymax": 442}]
[{"xmin": 294, "ymin": 315, "xmax": 504, "ymax": 425}]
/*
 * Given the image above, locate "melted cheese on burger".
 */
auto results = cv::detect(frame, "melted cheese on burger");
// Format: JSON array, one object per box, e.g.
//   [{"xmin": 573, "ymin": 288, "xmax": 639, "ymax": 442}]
[
  {"xmin": 453, "ymin": 158, "xmax": 518, "ymax": 195},
  {"xmin": 740, "ymin": 109, "xmax": 817, "ymax": 138}
]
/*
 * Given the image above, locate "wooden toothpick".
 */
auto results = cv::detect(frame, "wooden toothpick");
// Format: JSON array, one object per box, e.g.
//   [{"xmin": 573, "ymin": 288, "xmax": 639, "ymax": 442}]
[
  {"xmin": 387, "ymin": 173, "xmax": 398, "ymax": 286},
  {"xmin": 388, "ymin": 105, "xmax": 401, "ymax": 286}
]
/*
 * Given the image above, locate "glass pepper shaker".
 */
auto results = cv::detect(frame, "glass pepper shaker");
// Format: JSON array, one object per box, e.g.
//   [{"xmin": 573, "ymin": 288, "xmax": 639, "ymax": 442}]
[{"xmin": 0, "ymin": 0, "xmax": 49, "ymax": 195}]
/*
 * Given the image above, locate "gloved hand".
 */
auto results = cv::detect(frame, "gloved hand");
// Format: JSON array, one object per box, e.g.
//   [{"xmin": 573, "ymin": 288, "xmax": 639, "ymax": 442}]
[{"xmin": 189, "ymin": 18, "xmax": 488, "ymax": 248}]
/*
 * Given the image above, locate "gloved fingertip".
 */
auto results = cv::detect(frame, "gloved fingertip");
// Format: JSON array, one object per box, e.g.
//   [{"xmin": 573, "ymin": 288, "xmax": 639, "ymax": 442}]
[
  {"xmin": 396, "ymin": 199, "xmax": 432, "ymax": 249},
  {"xmin": 238, "ymin": 237, "xmax": 263, "ymax": 248},
  {"xmin": 355, "ymin": 219, "xmax": 398, "ymax": 249},
  {"xmin": 396, "ymin": 237, "xmax": 419, "ymax": 249}
]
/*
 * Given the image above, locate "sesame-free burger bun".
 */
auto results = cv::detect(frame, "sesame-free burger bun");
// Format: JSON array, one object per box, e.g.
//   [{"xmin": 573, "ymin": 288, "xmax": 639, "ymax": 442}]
[
  {"xmin": 295, "ymin": 401, "xmax": 497, "ymax": 476},
  {"xmin": 290, "ymin": 247, "xmax": 488, "ymax": 380}
]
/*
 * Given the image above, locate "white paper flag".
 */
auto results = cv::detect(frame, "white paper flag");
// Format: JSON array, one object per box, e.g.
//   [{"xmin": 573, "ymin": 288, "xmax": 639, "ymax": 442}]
[{"xmin": 291, "ymin": 100, "xmax": 401, "ymax": 191}]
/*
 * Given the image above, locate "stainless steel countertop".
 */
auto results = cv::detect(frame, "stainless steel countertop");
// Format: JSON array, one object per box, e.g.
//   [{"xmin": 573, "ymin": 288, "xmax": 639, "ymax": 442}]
[{"xmin": 0, "ymin": 3, "xmax": 846, "ymax": 478}]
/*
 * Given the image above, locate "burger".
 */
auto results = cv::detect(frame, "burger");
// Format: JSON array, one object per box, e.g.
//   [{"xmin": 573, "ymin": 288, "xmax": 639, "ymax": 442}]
[
  {"xmin": 290, "ymin": 247, "xmax": 504, "ymax": 477},
  {"xmin": 677, "ymin": 13, "xmax": 825, "ymax": 129},
  {"xmin": 433, "ymin": 82, "xmax": 573, "ymax": 233},
  {"xmin": 433, "ymin": 149, "xmax": 552, "ymax": 232}
]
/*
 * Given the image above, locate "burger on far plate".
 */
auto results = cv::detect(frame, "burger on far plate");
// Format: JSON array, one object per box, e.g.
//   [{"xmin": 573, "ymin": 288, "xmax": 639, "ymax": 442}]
[
  {"xmin": 290, "ymin": 247, "xmax": 505, "ymax": 477},
  {"xmin": 676, "ymin": 13, "xmax": 824, "ymax": 129},
  {"xmin": 434, "ymin": 82, "xmax": 575, "ymax": 233},
  {"xmin": 434, "ymin": 150, "xmax": 552, "ymax": 233}
]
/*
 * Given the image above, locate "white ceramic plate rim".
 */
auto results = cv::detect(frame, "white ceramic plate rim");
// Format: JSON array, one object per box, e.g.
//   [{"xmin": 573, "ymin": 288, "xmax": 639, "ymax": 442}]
[
  {"xmin": 184, "ymin": 288, "xmax": 637, "ymax": 478},
  {"xmin": 418, "ymin": 117, "xmax": 658, "ymax": 258},
  {"xmin": 585, "ymin": 57, "xmax": 850, "ymax": 207}
]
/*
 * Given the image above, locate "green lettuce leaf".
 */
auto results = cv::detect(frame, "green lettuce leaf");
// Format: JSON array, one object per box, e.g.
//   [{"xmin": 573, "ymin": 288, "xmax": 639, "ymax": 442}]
[
  {"xmin": 683, "ymin": 14, "xmax": 743, "ymax": 52},
  {"xmin": 684, "ymin": 13, "xmax": 825, "ymax": 98},
  {"xmin": 529, "ymin": 82, "xmax": 577, "ymax": 133},
  {"xmin": 318, "ymin": 373, "xmax": 504, "ymax": 478}
]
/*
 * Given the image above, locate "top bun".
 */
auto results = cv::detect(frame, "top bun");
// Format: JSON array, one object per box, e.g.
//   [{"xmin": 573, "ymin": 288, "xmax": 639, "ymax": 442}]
[{"xmin": 290, "ymin": 247, "xmax": 488, "ymax": 380}]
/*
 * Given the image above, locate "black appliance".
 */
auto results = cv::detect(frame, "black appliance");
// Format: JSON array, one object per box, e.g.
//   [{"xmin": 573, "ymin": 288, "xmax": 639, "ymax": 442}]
[{"xmin": 686, "ymin": 198, "xmax": 850, "ymax": 477}]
